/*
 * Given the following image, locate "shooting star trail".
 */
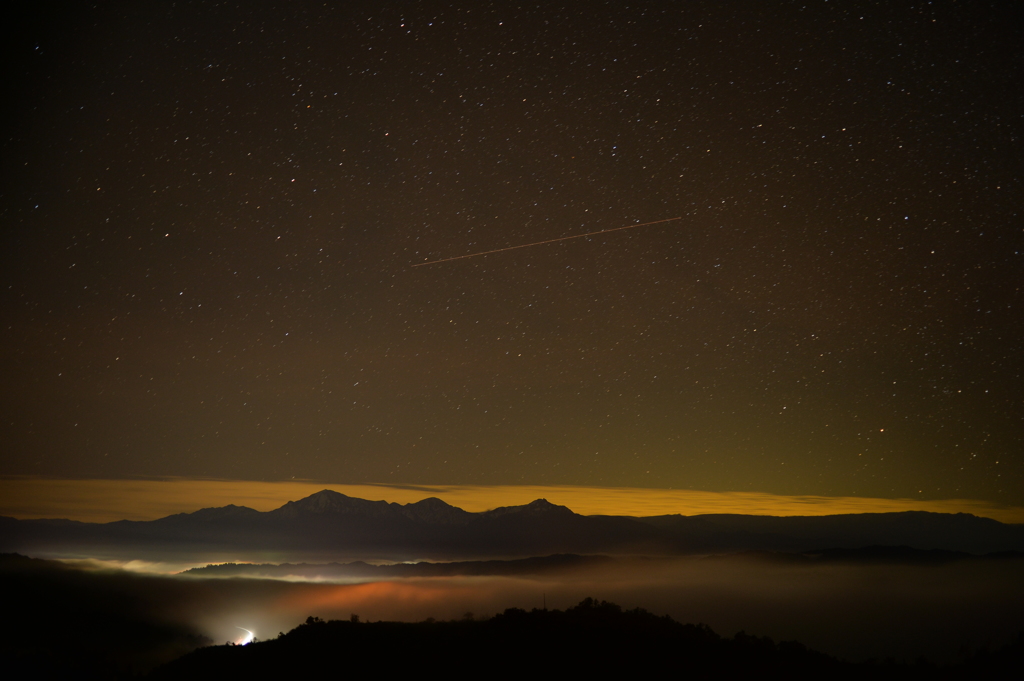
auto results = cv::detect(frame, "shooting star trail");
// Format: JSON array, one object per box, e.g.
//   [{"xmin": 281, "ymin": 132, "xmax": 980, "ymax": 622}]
[{"xmin": 411, "ymin": 216, "xmax": 682, "ymax": 267}]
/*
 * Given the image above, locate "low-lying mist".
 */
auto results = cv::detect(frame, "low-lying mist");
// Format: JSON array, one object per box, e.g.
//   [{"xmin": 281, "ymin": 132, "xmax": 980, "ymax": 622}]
[{"xmin": 5, "ymin": 552, "xmax": 1022, "ymax": 672}]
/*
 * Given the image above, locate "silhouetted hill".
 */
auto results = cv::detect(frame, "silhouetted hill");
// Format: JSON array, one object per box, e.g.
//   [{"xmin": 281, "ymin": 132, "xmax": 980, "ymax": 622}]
[
  {"xmin": 181, "ymin": 553, "xmax": 614, "ymax": 579},
  {"xmin": 149, "ymin": 598, "xmax": 860, "ymax": 679},
  {"xmin": 2, "ymin": 490, "xmax": 1022, "ymax": 562},
  {"xmin": 803, "ymin": 545, "xmax": 977, "ymax": 565},
  {"xmin": 180, "ymin": 547, "xmax": 1022, "ymax": 581},
  {"xmin": 149, "ymin": 598, "xmax": 1024, "ymax": 679},
  {"xmin": 637, "ymin": 511, "xmax": 1024, "ymax": 555},
  {"xmin": 1, "ymin": 553, "xmax": 211, "ymax": 680}
]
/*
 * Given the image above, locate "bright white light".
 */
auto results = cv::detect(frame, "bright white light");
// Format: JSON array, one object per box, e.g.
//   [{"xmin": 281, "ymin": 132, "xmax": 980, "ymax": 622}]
[{"xmin": 235, "ymin": 627, "xmax": 254, "ymax": 645}]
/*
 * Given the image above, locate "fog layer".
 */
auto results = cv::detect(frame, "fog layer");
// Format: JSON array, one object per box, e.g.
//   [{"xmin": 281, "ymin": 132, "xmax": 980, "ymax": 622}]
[{"xmin": 5, "ymin": 553, "xmax": 1021, "ymax": 669}]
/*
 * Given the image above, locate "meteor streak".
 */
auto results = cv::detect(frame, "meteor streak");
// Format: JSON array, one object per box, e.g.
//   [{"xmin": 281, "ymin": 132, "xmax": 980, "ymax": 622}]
[{"xmin": 412, "ymin": 216, "xmax": 682, "ymax": 267}]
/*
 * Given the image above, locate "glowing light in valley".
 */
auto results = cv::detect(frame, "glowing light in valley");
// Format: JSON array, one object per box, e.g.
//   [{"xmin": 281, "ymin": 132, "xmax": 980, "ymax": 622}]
[{"xmin": 236, "ymin": 627, "xmax": 254, "ymax": 645}]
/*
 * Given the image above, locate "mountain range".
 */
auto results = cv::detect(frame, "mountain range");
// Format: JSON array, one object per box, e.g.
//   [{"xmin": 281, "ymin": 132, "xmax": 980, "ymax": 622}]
[{"xmin": 2, "ymin": 489, "xmax": 1023, "ymax": 561}]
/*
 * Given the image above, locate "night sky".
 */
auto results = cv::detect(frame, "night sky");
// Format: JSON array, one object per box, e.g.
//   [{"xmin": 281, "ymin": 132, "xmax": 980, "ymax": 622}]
[{"xmin": 3, "ymin": 1, "xmax": 1022, "ymax": 505}]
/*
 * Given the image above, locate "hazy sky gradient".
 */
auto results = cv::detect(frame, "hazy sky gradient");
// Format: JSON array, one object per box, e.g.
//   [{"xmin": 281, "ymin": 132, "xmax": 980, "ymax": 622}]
[{"xmin": 3, "ymin": 1, "xmax": 1021, "ymax": 504}]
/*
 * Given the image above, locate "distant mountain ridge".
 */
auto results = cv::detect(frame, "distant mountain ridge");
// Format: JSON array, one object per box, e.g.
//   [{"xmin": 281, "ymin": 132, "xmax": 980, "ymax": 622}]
[
  {"xmin": 179, "ymin": 546, "xmax": 1023, "ymax": 582},
  {"xmin": 270, "ymin": 490, "xmax": 474, "ymax": 524},
  {"xmin": 2, "ymin": 489, "xmax": 1022, "ymax": 562}
]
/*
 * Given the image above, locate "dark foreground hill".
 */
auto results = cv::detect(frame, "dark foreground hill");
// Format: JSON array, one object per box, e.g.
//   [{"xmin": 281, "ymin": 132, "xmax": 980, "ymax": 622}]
[
  {"xmin": 151, "ymin": 599, "xmax": 852, "ymax": 679},
  {"xmin": 3, "ymin": 489, "xmax": 1023, "ymax": 561},
  {"xmin": 1, "ymin": 553, "xmax": 211, "ymax": 679},
  {"xmin": 149, "ymin": 599, "xmax": 1023, "ymax": 681}
]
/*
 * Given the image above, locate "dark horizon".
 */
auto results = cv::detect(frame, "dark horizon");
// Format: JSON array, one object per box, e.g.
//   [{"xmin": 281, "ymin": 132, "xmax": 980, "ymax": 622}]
[{"xmin": 5, "ymin": 487, "xmax": 1023, "ymax": 566}]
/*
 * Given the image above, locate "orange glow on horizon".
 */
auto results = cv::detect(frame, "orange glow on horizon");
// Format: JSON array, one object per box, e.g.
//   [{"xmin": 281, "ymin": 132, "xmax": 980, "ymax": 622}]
[
  {"xmin": 2, "ymin": 477, "xmax": 1022, "ymax": 524},
  {"xmin": 281, "ymin": 579, "xmax": 486, "ymax": 612}
]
